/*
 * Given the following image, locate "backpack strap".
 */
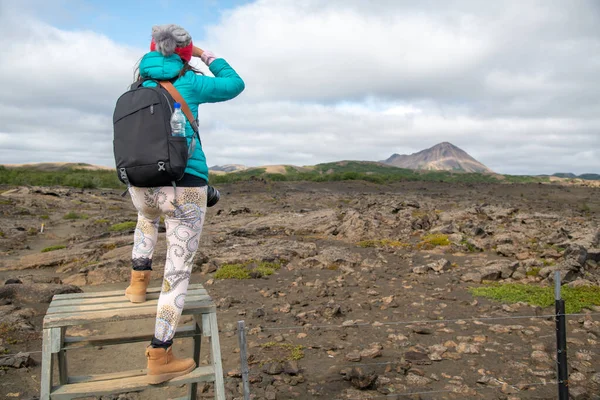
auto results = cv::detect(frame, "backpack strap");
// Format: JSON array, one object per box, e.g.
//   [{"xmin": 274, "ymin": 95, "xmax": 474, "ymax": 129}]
[{"xmin": 158, "ymin": 81, "xmax": 199, "ymax": 134}]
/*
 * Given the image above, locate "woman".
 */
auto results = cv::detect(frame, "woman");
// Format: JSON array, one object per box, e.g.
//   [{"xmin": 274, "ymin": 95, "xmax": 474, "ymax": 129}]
[{"xmin": 123, "ymin": 24, "xmax": 244, "ymax": 384}]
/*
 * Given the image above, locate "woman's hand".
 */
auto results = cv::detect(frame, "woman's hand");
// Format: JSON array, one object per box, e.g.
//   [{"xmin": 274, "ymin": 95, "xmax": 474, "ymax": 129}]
[{"xmin": 192, "ymin": 46, "xmax": 204, "ymax": 58}]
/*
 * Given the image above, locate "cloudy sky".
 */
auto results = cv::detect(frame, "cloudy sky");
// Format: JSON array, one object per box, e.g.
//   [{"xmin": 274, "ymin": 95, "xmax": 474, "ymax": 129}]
[{"xmin": 0, "ymin": 0, "xmax": 598, "ymax": 175}]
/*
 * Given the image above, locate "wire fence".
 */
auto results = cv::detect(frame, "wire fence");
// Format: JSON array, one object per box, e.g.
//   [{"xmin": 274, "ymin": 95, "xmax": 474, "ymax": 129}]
[
  {"xmin": 338, "ymin": 381, "xmax": 557, "ymax": 400},
  {"xmin": 3, "ymin": 311, "xmax": 598, "ymax": 358},
  {"xmin": 228, "ymin": 301, "xmax": 597, "ymax": 399},
  {"xmin": 245, "ymin": 311, "xmax": 600, "ymax": 332},
  {"xmin": 2, "ymin": 273, "xmax": 598, "ymax": 399}
]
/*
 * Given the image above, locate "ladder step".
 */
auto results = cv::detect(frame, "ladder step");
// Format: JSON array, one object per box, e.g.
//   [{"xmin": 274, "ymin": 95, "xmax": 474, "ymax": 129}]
[
  {"xmin": 52, "ymin": 284, "xmax": 206, "ymax": 300},
  {"xmin": 51, "ymin": 366, "xmax": 215, "ymax": 400},
  {"xmin": 43, "ymin": 300, "xmax": 216, "ymax": 328},
  {"xmin": 63, "ymin": 324, "xmax": 198, "ymax": 350},
  {"xmin": 68, "ymin": 369, "xmax": 147, "ymax": 384},
  {"xmin": 50, "ymin": 289, "xmax": 208, "ymax": 306},
  {"xmin": 47, "ymin": 294, "xmax": 210, "ymax": 314}
]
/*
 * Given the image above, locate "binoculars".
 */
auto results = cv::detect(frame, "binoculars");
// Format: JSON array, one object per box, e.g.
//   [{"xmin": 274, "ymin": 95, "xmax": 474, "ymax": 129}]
[{"xmin": 207, "ymin": 185, "xmax": 220, "ymax": 207}]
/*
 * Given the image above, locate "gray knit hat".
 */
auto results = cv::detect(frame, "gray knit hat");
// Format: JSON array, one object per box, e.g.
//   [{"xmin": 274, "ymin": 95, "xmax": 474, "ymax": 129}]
[{"xmin": 150, "ymin": 24, "xmax": 193, "ymax": 60}]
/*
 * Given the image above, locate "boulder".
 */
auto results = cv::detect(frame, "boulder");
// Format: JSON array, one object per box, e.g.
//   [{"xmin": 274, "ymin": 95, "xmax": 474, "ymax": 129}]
[
  {"xmin": 496, "ymin": 244, "xmax": 516, "ymax": 257},
  {"xmin": 429, "ymin": 259, "xmax": 451, "ymax": 272},
  {"xmin": 0, "ymin": 305, "xmax": 36, "ymax": 330},
  {"xmin": 345, "ymin": 367, "xmax": 377, "ymax": 390},
  {"xmin": 461, "ymin": 273, "xmax": 482, "ymax": 283},
  {"xmin": 12, "ymin": 248, "xmax": 96, "ymax": 271},
  {"xmin": 480, "ymin": 266, "xmax": 502, "ymax": 281},
  {"xmin": 0, "ymin": 283, "xmax": 82, "ymax": 303},
  {"xmin": 0, "ymin": 352, "xmax": 36, "ymax": 368},
  {"xmin": 564, "ymin": 244, "xmax": 588, "ymax": 267}
]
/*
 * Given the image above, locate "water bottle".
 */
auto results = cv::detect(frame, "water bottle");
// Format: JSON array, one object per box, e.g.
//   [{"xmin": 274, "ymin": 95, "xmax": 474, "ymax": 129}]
[{"xmin": 170, "ymin": 103, "xmax": 185, "ymax": 137}]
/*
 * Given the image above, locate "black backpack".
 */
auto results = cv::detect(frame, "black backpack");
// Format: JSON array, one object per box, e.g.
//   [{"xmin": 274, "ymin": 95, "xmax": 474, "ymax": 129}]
[{"xmin": 112, "ymin": 79, "xmax": 199, "ymax": 193}]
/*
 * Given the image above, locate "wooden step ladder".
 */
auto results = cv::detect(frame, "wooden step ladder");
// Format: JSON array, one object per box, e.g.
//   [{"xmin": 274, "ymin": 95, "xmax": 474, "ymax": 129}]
[{"xmin": 40, "ymin": 283, "xmax": 225, "ymax": 400}]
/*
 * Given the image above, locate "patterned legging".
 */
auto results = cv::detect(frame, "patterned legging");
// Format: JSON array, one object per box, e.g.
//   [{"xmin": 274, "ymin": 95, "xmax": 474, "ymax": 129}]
[{"xmin": 129, "ymin": 186, "xmax": 207, "ymax": 342}]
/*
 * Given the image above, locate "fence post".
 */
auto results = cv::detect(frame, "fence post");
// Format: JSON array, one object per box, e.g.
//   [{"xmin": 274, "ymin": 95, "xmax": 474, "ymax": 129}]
[
  {"xmin": 237, "ymin": 320, "xmax": 251, "ymax": 400},
  {"xmin": 554, "ymin": 271, "xmax": 569, "ymax": 400}
]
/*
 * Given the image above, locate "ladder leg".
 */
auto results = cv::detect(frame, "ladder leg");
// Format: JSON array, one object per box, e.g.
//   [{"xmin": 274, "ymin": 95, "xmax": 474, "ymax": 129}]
[
  {"xmin": 57, "ymin": 327, "xmax": 68, "ymax": 385},
  {"xmin": 188, "ymin": 316, "xmax": 203, "ymax": 400},
  {"xmin": 208, "ymin": 313, "xmax": 225, "ymax": 400},
  {"xmin": 40, "ymin": 328, "xmax": 60, "ymax": 400}
]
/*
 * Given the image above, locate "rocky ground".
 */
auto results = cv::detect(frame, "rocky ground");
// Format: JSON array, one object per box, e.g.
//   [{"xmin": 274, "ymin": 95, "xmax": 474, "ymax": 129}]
[{"xmin": 0, "ymin": 180, "xmax": 599, "ymax": 400}]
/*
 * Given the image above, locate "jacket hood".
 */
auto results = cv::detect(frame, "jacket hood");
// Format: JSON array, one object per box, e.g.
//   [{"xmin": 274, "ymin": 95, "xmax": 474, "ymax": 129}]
[{"xmin": 139, "ymin": 51, "xmax": 183, "ymax": 80}]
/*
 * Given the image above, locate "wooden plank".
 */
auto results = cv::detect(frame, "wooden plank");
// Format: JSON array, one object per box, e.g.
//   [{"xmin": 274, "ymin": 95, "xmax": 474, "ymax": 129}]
[
  {"xmin": 47, "ymin": 294, "xmax": 211, "ymax": 315},
  {"xmin": 68, "ymin": 369, "xmax": 146, "ymax": 384},
  {"xmin": 52, "ymin": 283, "xmax": 206, "ymax": 300},
  {"xmin": 51, "ymin": 366, "xmax": 215, "ymax": 400},
  {"xmin": 188, "ymin": 317, "xmax": 203, "ymax": 400},
  {"xmin": 43, "ymin": 300, "xmax": 216, "ymax": 328},
  {"xmin": 57, "ymin": 328, "xmax": 68, "ymax": 385},
  {"xmin": 50, "ymin": 289, "xmax": 208, "ymax": 307},
  {"xmin": 51, "ymin": 328, "xmax": 62, "ymax": 353},
  {"xmin": 63, "ymin": 324, "xmax": 197, "ymax": 350},
  {"xmin": 237, "ymin": 321, "xmax": 250, "ymax": 400},
  {"xmin": 208, "ymin": 313, "xmax": 226, "ymax": 400},
  {"xmin": 202, "ymin": 314, "xmax": 211, "ymax": 337},
  {"xmin": 40, "ymin": 328, "xmax": 56, "ymax": 400}
]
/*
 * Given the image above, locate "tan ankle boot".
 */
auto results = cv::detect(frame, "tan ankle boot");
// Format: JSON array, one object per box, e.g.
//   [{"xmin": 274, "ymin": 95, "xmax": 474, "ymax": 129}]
[
  {"xmin": 124, "ymin": 270, "xmax": 151, "ymax": 303},
  {"xmin": 146, "ymin": 346, "xmax": 196, "ymax": 384}
]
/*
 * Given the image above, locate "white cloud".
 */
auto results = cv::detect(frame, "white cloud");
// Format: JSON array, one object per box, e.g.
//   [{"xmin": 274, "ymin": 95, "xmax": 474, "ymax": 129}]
[{"xmin": 0, "ymin": 0, "xmax": 599, "ymax": 175}]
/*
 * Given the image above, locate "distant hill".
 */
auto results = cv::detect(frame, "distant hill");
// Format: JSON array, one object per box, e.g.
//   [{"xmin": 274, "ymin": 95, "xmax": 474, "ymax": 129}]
[
  {"xmin": 5, "ymin": 159, "xmax": 597, "ymax": 189},
  {"xmin": 382, "ymin": 142, "xmax": 493, "ymax": 173},
  {"xmin": 553, "ymin": 173, "xmax": 600, "ymax": 181},
  {"xmin": 2, "ymin": 162, "xmax": 112, "ymax": 171},
  {"xmin": 209, "ymin": 164, "xmax": 247, "ymax": 173}
]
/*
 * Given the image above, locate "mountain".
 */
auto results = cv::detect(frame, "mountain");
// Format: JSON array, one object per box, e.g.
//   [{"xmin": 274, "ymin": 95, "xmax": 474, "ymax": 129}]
[
  {"xmin": 209, "ymin": 164, "xmax": 247, "ymax": 173},
  {"xmin": 382, "ymin": 142, "xmax": 493, "ymax": 173},
  {"xmin": 2, "ymin": 162, "xmax": 112, "ymax": 171},
  {"xmin": 553, "ymin": 173, "xmax": 600, "ymax": 181}
]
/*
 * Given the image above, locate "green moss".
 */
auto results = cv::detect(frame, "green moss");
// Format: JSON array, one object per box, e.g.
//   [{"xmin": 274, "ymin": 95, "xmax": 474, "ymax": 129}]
[
  {"xmin": 260, "ymin": 342, "xmax": 305, "ymax": 363},
  {"xmin": 356, "ymin": 239, "xmax": 409, "ymax": 248},
  {"xmin": 417, "ymin": 233, "xmax": 451, "ymax": 249},
  {"xmin": 40, "ymin": 215, "xmax": 50, "ymax": 220},
  {"xmin": 215, "ymin": 260, "xmax": 283, "ymax": 279},
  {"xmin": 63, "ymin": 211, "xmax": 88, "ymax": 220},
  {"xmin": 526, "ymin": 267, "xmax": 541, "ymax": 277},
  {"xmin": 255, "ymin": 260, "xmax": 283, "ymax": 276},
  {"xmin": 109, "ymin": 221, "xmax": 136, "ymax": 232},
  {"xmin": 255, "ymin": 265, "xmax": 275, "ymax": 276},
  {"xmin": 41, "ymin": 245, "xmax": 66, "ymax": 253},
  {"xmin": 469, "ymin": 283, "xmax": 600, "ymax": 313},
  {"xmin": 460, "ymin": 237, "xmax": 481, "ymax": 253},
  {"xmin": 94, "ymin": 219, "xmax": 110, "ymax": 225},
  {"xmin": 259, "ymin": 260, "xmax": 283, "ymax": 270},
  {"xmin": 411, "ymin": 210, "xmax": 428, "ymax": 218},
  {"xmin": 423, "ymin": 234, "xmax": 450, "ymax": 246},
  {"xmin": 542, "ymin": 259, "xmax": 555, "ymax": 266},
  {"xmin": 215, "ymin": 264, "xmax": 251, "ymax": 279}
]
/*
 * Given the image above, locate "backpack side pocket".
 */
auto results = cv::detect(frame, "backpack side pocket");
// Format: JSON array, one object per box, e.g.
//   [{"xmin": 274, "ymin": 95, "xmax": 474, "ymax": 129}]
[{"xmin": 167, "ymin": 136, "xmax": 189, "ymax": 180}]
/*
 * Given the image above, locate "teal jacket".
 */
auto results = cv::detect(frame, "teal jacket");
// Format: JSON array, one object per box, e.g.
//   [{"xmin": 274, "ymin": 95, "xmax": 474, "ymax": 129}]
[{"xmin": 139, "ymin": 51, "xmax": 245, "ymax": 182}]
